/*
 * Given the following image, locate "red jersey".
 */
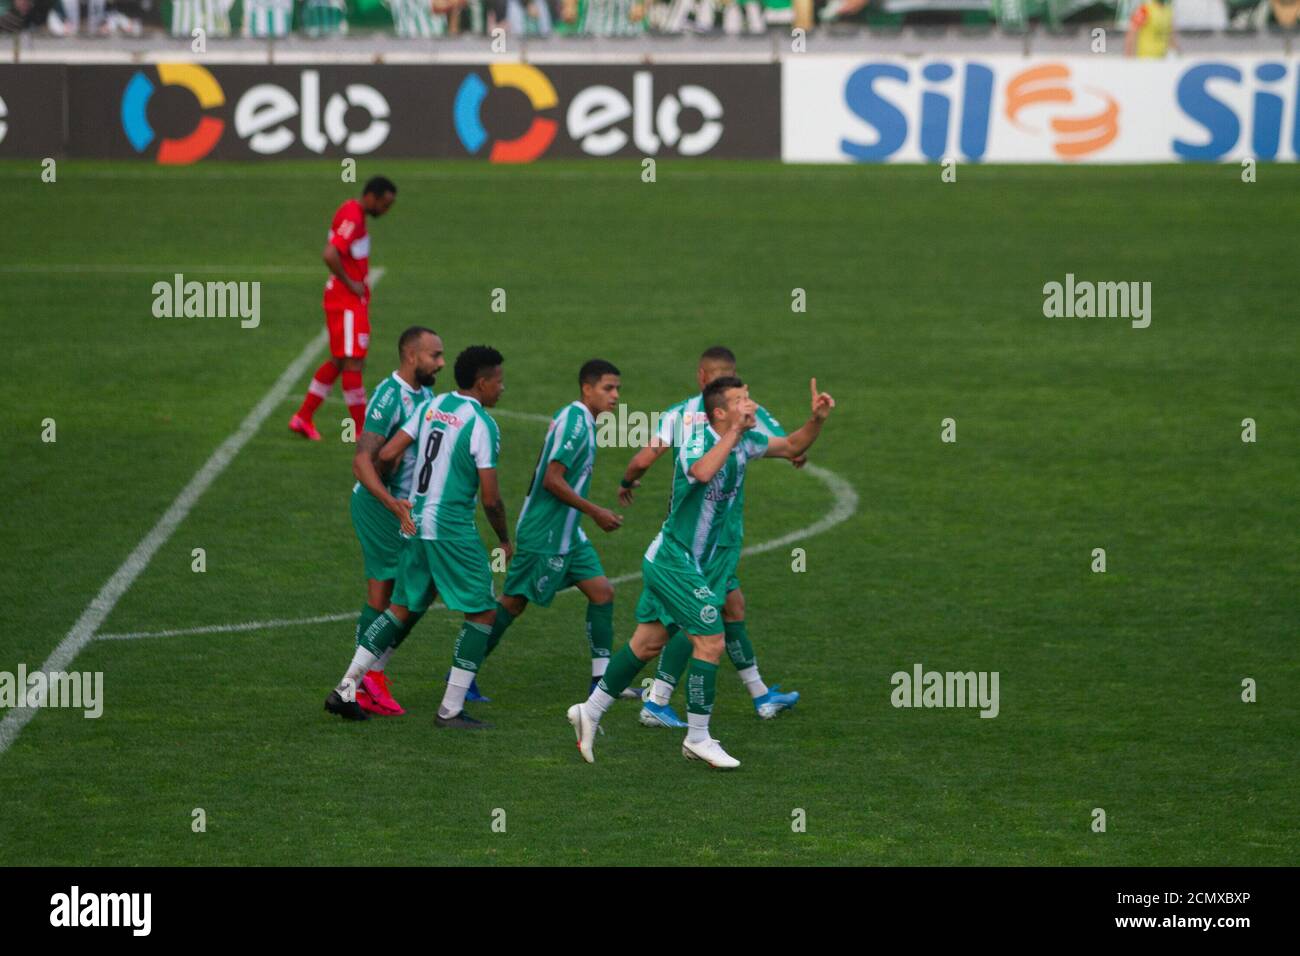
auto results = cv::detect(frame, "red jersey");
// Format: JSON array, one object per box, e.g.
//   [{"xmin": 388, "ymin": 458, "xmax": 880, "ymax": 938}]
[{"xmin": 323, "ymin": 198, "xmax": 369, "ymax": 308}]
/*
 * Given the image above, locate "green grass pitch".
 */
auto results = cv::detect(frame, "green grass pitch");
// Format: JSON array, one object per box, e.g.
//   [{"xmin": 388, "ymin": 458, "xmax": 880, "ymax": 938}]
[{"xmin": 0, "ymin": 159, "xmax": 1296, "ymax": 866}]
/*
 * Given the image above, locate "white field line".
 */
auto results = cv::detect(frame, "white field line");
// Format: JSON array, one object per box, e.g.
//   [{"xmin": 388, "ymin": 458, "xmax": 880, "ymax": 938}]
[
  {"xmin": 95, "ymin": 412, "xmax": 859, "ymax": 643},
  {"xmin": 0, "ymin": 268, "xmax": 384, "ymax": 757}
]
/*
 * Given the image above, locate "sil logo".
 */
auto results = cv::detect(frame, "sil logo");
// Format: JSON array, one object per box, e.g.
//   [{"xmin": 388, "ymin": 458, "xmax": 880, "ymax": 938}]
[
  {"xmin": 121, "ymin": 63, "xmax": 225, "ymax": 164},
  {"xmin": 1004, "ymin": 64, "xmax": 1118, "ymax": 160},
  {"xmin": 454, "ymin": 64, "xmax": 558, "ymax": 163}
]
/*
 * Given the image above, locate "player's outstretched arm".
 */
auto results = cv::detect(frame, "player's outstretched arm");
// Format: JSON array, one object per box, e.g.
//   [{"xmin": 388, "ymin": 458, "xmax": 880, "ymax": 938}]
[
  {"xmin": 478, "ymin": 468, "xmax": 513, "ymax": 563},
  {"xmin": 542, "ymin": 460, "xmax": 622, "ymax": 532},
  {"xmin": 766, "ymin": 378, "xmax": 835, "ymax": 460},
  {"xmin": 619, "ymin": 440, "xmax": 671, "ymax": 506},
  {"xmin": 359, "ymin": 432, "xmax": 415, "ymax": 534}
]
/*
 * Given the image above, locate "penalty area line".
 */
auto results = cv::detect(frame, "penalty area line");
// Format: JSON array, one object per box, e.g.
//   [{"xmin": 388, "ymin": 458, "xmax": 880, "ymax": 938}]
[{"xmin": 0, "ymin": 269, "xmax": 386, "ymax": 758}]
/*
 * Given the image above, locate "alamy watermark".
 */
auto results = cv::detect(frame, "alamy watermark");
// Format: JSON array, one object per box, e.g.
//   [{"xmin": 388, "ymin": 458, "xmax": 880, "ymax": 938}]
[
  {"xmin": 50, "ymin": 886, "xmax": 150, "ymax": 936},
  {"xmin": 890, "ymin": 663, "xmax": 999, "ymax": 718},
  {"xmin": 594, "ymin": 404, "xmax": 705, "ymax": 448},
  {"xmin": 0, "ymin": 666, "xmax": 103, "ymax": 718},
  {"xmin": 1042, "ymin": 273, "xmax": 1151, "ymax": 329},
  {"xmin": 152, "ymin": 273, "xmax": 261, "ymax": 328}
]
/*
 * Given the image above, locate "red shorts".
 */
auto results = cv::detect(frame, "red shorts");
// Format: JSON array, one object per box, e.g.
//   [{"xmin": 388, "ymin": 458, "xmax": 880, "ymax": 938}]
[{"xmin": 325, "ymin": 301, "xmax": 370, "ymax": 359}]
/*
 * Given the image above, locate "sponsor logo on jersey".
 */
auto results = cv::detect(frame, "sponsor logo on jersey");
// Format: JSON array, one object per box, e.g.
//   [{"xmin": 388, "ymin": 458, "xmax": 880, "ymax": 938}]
[
  {"xmin": 699, "ymin": 605, "xmax": 719, "ymax": 625},
  {"xmin": 693, "ymin": 586, "xmax": 716, "ymax": 600},
  {"xmin": 547, "ymin": 556, "xmax": 566, "ymax": 571},
  {"xmin": 430, "ymin": 409, "xmax": 466, "ymax": 428}
]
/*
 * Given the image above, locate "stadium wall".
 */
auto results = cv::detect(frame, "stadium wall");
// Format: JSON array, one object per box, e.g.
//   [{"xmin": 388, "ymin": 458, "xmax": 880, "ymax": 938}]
[{"xmin": 1, "ymin": 56, "xmax": 1297, "ymax": 162}]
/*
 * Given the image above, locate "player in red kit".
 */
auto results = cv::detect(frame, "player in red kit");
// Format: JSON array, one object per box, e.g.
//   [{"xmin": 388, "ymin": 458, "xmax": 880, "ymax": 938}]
[{"xmin": 290, "ymin": 176, "xmax": 398, "ymax": 441}]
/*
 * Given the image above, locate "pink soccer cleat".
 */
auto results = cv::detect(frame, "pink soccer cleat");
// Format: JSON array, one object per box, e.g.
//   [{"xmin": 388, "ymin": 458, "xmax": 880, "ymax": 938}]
[
  {"xmin": 362, "ymin": 671, "xmax": 405, "ymax": 715},
  {"xmin": 289, "ymin": 414, "xmax": 322, "ymax": 441}
]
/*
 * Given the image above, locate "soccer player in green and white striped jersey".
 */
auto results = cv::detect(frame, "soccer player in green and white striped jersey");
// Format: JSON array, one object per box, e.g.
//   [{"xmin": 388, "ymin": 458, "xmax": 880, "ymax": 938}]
[
  {"xmin": 476, "ymin": 360, "xmax": 639, "ymax": 698},
  {"xmin": 327, "ymin": 346, "xmax": 511, "ymax": 729},
  {"xmin": 345, "ymin": 327, "xmax": 443, "ymax": 717},
  {"xmin": 618, "ymin": 346, "xmax": 804, "ymax": 728},
  {"xmin": 567, "ymin": 375, "xmax": 835, "ymax": 768},
  {"xmin": 241, "ymin": 0, "xmax": 294, "ymax": 36},
  {"xmin": 168, "ymin": 0, "xmax": 234, "ymax": 36}
]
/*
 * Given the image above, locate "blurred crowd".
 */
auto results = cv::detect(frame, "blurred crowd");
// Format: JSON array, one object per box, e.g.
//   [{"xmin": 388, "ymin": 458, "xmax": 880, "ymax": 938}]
[{"xmin": 1, "ymin": 0, "xmax": 1296, "ymax": 37}]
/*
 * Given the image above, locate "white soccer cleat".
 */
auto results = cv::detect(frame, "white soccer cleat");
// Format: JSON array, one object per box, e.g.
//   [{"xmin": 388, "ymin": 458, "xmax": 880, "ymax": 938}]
[
  {"xmin": 681, "ymin": 736, "xmax": 740, "ymax": 770},
  {"xmin": 567, "ymin": 703, "xmax": 598, "ymax": 764}
]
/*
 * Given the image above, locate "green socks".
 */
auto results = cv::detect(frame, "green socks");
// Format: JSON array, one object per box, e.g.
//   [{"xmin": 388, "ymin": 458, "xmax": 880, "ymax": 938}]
[
  {"xmin": 586, "ymin": 601, "xmax": 614, "ymax": 663},
  {"xmin": 686, "ymin": 658, "xmax": 719, "ymax": 715},
  {"xmin": 358, "ymin": 609, "xmax": 406, "ymax": 657},
  {"xmin": 451, "ymin": 620, "xmax": 493, "ymax": 673},
  {"xmin": 484, "ymin": 602, "xmax": 515, "ymax": 658},
  {"xmin": 654, "ymin": 625, "xmax": 692, "ymax": 687},
  {"xmin": 724, "ymin": 620, "xmax": 755, "ymax": 670},
  {"xmin": 596, "ymin": 642, "xmax": 650, "ymax": 699},
  {"xmin": 355, "ymin": 603, "xmax": 382, "ymax": 646}
]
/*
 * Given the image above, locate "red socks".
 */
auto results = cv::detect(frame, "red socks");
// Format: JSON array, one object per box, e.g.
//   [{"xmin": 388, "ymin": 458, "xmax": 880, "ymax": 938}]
[
  {"xmin": 296, "ymin": 361, "xmax": 340, "ymax": 422},
  {"xmin": 342, "ymin": 370, "xmax": 367, "ymax": 430}
]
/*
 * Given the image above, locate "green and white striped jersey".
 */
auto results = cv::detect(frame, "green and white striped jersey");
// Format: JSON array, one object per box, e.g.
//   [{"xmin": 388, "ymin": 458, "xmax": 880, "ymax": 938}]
[
  {"xmin": 654, "ymin": 393, "xmax": 786, "ymax": 548},
  {"xmin": 646, "ymin": 424, "xmax": 770, "ymax": 571},
  {"xmin": 515, "ymin": 401, "xmax": 597, "ymax": 555},
  {"xmin": 353, "ymin": 372, "xmax": 433, "ymax": 501},
  {"xmin": 400, "ymin": 392, "xmax": 501, "ymax": 541}
]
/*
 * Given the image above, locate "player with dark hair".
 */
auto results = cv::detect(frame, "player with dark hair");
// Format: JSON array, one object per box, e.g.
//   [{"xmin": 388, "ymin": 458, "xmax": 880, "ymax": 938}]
[
  {"xmin": 619, "ymin": 346, "xmax": 803, "ymax": 727},
  {"xmin": 568, "ymin": 375, "xmax": 836, "ymax": 768},
  {"xmin": 326, "ymin": 345, "xmax": 510, "ymax": 729},
  {"xmin": 345, "ymin": 326, "xmax": 444, "ymax": 716},
  {"xmin": 474, "ymin": 358, "xmax": 639, "ymax": 698},
  {"xmin": 290, "ymin": 176, "xmax": 398, "ymax": 441}
]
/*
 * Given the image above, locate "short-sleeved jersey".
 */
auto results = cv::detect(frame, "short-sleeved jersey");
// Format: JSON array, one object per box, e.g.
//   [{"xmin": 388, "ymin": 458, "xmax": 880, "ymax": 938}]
[
  {"xmin": 352, "ymin": 372, "xmax": 432, "ymax": 500},
  {"xmin": 323, "ymin": 198, "xmax": 369, "ymax": 308},
  {"xmin": 645, "ymin": 424, "xmax": 770, "ymax": 571},
  {"xmin": 654, "ymin": 392, "xmax": 784, "ymax": 549},
  {"xmin": 515, "ymin": 400, "xmax": 597, "ymax": 554},
  {"xmin": 400, "ymin": 391, "xmax": 500, "ymax": 541},
  {"xmin": 722, "ymin": 405, "xmax": 784, "ymax": 548}
]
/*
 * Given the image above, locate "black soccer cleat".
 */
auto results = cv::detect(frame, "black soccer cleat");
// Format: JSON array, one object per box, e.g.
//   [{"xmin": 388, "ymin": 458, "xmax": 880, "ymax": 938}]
[
  {"xmin": 434, "ymin": 710, "xmax": 492, "ymax": 730},
  {"xmin": 325, "ymin": 690, "xmax": 369, "ymax": 721}
]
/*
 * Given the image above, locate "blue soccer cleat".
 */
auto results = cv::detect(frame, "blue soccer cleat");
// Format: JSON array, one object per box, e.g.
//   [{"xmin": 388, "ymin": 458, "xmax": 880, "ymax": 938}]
[
  {"xmin": 754, "ymin": 684, "xmax": 799, "ymax": 720},
  {"xmin": 639, "ymin": 700, "xmax": 687, "ymax": 728},
  {"xmin": 447, "ymin": 671, "xmax": 492, "ymax": 703}
]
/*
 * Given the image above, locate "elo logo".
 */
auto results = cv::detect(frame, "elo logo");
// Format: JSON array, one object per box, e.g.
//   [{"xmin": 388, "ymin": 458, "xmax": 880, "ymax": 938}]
[
  {"xmin": 121, "ymin": 63, "xmax": 225, "ymax": 165},
  {"xmin": 1005, "ymin": 64, "xmax": 1118, "ymax": 159},
  {"xmin": 454, "ymin": 64, "xmax": 558, "ymax": 163}
]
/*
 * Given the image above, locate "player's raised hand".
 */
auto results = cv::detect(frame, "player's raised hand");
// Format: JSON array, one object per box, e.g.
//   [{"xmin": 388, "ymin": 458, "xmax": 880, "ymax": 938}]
[
  {"xmin": 810, "ymin": 378, "xmax": 836, "ymax": 421},
  {"xmin": 393, "ymin": 499, "xmax": 415, "ymax": 536},
  {"xmin": 618, "ymin": 480, "xmax": 638, "ymax": 507},
  {"xmin": 594, "ymin": 506, "xmax": 623, "ymax": 533},
  {"xmin": 735, "ymin": 396, "xmax": 758, "ymax": 432}
]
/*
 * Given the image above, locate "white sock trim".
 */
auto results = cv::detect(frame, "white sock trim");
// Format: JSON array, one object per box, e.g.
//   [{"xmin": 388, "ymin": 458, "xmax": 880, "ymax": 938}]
[
  {"xmin": 737, "ymin": 665, "xmax": 768, "ymax": 699},
  {"xmin": 686, "ymin": 711, "xmax": 711, "ymax": 744},
  {"xmin": 650, "ymin": 678, "xmax": 674, "ymax": 707}
]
